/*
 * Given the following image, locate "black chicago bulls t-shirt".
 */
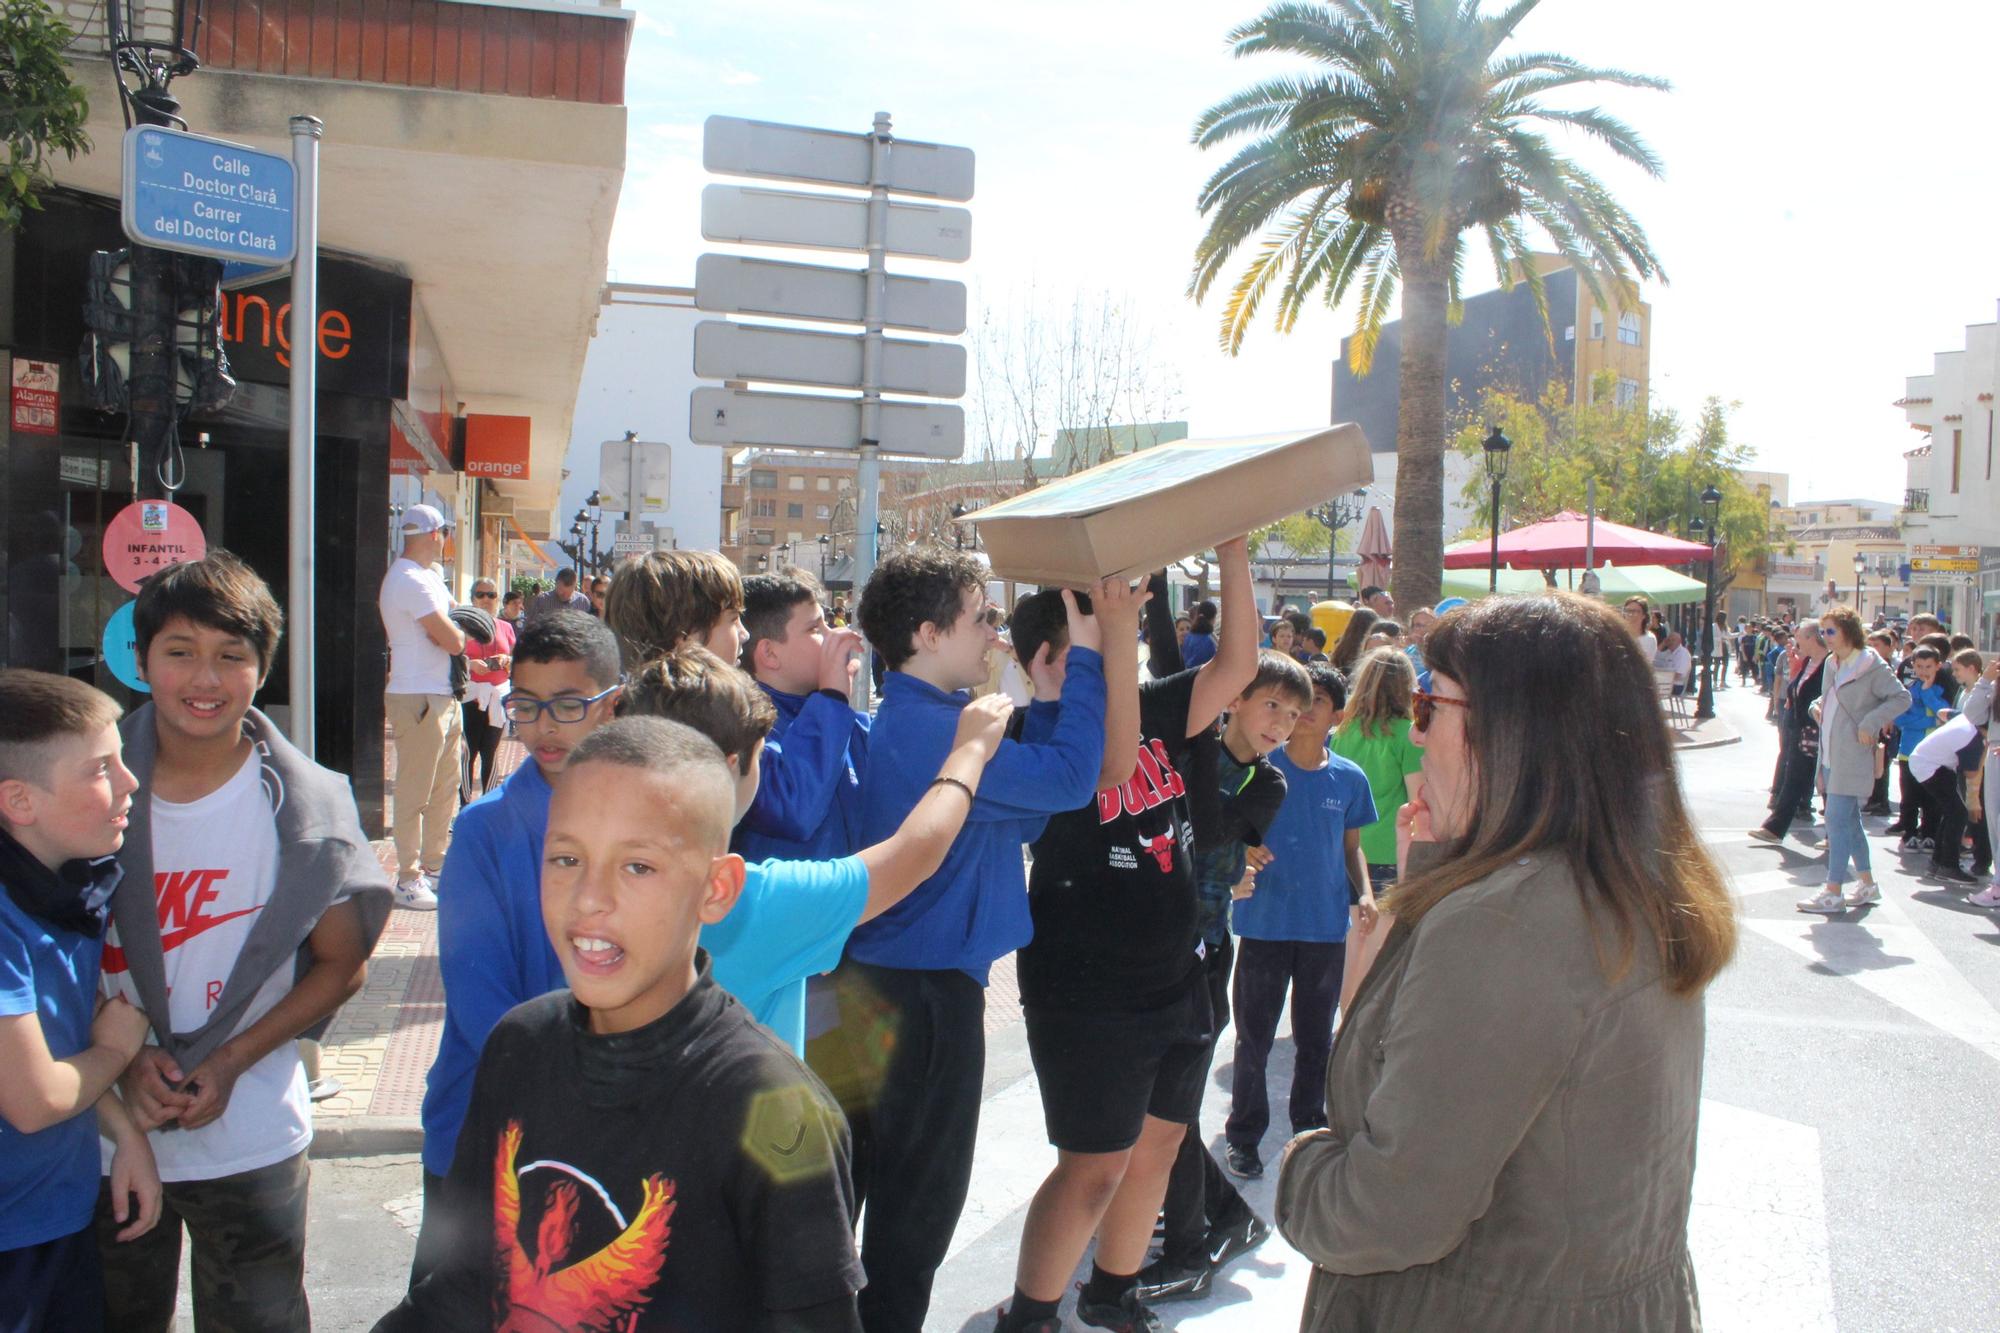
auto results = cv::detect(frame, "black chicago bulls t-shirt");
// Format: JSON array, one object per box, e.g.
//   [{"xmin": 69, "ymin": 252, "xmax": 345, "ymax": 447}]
[{"xmin": 1018, "ymin": 668, "xmax": 1203, "ymax": 1012}]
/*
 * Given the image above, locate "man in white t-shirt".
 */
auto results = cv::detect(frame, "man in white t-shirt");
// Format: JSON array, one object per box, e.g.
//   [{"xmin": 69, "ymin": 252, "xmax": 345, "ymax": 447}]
[
  {"xmin": 379, "ymin": 504, "xmax": 465, "ymax": 907},
  {"xmin": 97, "ymin": 553, "xmax": 389, "ymax": 1330}
]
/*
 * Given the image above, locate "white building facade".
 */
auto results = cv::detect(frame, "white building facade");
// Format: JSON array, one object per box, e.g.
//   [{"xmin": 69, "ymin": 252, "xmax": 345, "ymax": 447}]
[{"xmin": 1901, "ymin": 304, "xmax": 2000, "ymax": 645}]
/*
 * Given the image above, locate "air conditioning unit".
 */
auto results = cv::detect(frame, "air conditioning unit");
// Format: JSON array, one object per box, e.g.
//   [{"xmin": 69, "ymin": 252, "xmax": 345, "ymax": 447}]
[
  {"xmin": 516, "ymin": 509, "xmax": 553, "ymax": 538},
  {"xmin": 482, "ymin": 488, "xmax": 516, "ymax": 517}
]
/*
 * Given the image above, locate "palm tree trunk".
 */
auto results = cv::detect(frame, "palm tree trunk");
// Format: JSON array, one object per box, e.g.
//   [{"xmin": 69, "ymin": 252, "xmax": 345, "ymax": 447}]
[{"xmin": 1389, "ymin": 247, "xmax": 1451, "ymax": 611}]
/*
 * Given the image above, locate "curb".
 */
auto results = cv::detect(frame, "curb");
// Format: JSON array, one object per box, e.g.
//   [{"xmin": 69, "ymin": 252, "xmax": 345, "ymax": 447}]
[
  {"xmin": 1674, "ymin": 732, "xmax": 1741, "ymax": 751},
  {"xmin": 311, "ymin": 1116, "xmax": 424, "ymax": 1159}
]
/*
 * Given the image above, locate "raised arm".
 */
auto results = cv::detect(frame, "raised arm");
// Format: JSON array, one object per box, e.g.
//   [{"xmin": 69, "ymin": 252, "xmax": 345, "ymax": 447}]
[
  {"xmin": 856, "ymin": 695, "xmax": 1011, "ymax": 920},
  {"xmin": 1142, "ymin": 570, "xmax": 1183, "ymax": 677},
  {"xmin": 1091, "ymin": 575, "xmax": 1151, "ymax": 792},
  {"xmin": 967, "ymin": 591, "xmax": 1109, "ymax": 819},
  {"xmin": 1186, "ymin": 536, "xmax": 1258, "ymax": 737},
  {"xmin": 741, "ymin": 692, "xmax": 862, "ymax": 842}
]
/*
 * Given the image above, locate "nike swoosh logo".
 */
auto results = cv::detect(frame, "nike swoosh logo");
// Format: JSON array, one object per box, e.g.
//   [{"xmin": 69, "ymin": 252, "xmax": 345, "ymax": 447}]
[
  {"xmin": 769, "ymin": 1123, "xmax": 807, "ymax": 1157},
  {"xmin": 101, "ymin": 905, "xmax": 265, "ymax": 973}
]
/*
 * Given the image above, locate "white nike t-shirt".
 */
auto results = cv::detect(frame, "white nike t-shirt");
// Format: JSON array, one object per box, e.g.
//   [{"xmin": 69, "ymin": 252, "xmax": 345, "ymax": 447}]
[{"xmin": 101, "ymin": 750, "xmax": 310, "ymax": 1182}]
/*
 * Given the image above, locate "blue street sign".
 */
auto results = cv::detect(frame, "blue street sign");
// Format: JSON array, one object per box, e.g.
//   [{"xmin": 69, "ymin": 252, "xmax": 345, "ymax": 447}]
[
  {"xmin": 121, "ymin": 126, "xmax": 296, "ymax": 265},
  {"xmin": 220, "ymin": 258, "xmax": 292, "ymax": 290}
]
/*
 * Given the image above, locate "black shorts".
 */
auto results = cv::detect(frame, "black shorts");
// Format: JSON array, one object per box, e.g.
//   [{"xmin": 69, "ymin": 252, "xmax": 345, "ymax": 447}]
[{"xmin": 1024, "ymin": 980, "xmax": 1213, "ymax": 1154}]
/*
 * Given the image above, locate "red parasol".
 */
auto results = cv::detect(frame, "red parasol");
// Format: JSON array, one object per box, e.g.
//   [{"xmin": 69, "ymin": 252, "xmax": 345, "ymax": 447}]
[
  {"xmin": 1356, "ymin": 505, "xmax": 1392, "ymax": 588},
  {"xmin": 1442, "ymin": 510, "xmax": 1713, "ymax": 570}
]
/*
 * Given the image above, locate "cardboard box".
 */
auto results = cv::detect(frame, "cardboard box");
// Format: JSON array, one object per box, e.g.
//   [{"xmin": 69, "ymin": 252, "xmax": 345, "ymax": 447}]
[{"xmin": 963, "ymin": 424, "xmax": 1374, "ymax": 585}]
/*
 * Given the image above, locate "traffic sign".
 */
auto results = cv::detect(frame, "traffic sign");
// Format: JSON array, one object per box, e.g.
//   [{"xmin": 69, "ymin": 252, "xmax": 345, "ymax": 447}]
[
  {"xmin": 693, "ymin": 321, "xmax": 966, "ymax": 397},
  {"xmin": 702, "ymin": 185, "xmax": 972, "ymax": 262},
  {"xmin": 690, "ymin": 388, "xmax": 964, "ymax": 458},
  {"xmin": 121, "ymin": 126, "xmax": 296, "ymax": 264},
  {"xmin": 613, "ymin": 528, "xmax": 665, "ymax": 558},
  {"xmin": 703, "ymin": 115, "xmax": 976, "ymax": 201},
  {"xmin": 598, "ymin": 438, "xmax": 671, "ymax": 513},
  {"xmin": 693, "ymin": 255, "xmax": 966, "ymax": 334}
]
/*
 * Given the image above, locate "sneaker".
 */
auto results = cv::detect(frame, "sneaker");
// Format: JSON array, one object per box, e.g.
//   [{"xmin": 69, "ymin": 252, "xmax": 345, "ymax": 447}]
[
  {"xmin": 1132, "ymin": 1257, "xmax": 1212, "ymax": 1304},
  {"xmin": 1223, "ymin": 1143, "xmax": 1262, "ymax": 1179},
  {"xmin": 1968, "ymin": 886, "xmax": 2000, "ymax": 908},
  {"xmin": 393, "ymin": 876, "xmax": 439, "ymax": 911},
  {"xmin": 1920, "ymin": 837, "xmax": 1937, "ymax": 853},
  {"xmin": 1206, "ymin": 1212, "xmax": 1273, "ymax": 1270},
  {"xmin": 1796, "ymin": 890, "xmax": 1846, "ymax": 915},
  {"xmin": 1075, "ymin": 1287, "xmax": 1163, "ymax": 1333},
  {"xmin": 1842, "ymin": 881, "xmax": 1881, "ymax": 908},
  {"xmin": 1749, "ymin": 827, "xmax": 1782, "ymax": 844},
  {"xmin": 1897, "ymin": 835, "xmax": 1922, "ymax": 852},
  {"xmin": 1930, "ymin": 864, "xmax": 1977, "ymax": 885}
]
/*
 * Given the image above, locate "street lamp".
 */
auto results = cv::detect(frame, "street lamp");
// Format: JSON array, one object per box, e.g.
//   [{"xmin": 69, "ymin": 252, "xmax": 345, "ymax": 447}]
[
  {"xmin": 817, "ymin": 532, "xmax": 830, "ymax": 580},
  {"xmin": 1694, "ymin": 484, "xmax": 1721, "ymax": 721},
  {"xmin": 950, "ymin": 502, "xmax": 967, "ymax": 551},
  {"xmin": 1853, "ymin": 552, "xmax": 1866, "ymax": 613},
  {"xmin": 1482, "ymin": 426, "xmax": 1512, "ymax": 593},
  {"xmin": 1306, "ymin": 488, "xmax": 1368, "ymax": 602}
]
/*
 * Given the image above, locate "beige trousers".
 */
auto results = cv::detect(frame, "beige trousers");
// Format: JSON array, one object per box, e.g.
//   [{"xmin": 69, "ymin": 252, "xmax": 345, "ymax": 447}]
[{"xmin": 385, "ymin": 692, "xmax": 462, "ymax": 881}]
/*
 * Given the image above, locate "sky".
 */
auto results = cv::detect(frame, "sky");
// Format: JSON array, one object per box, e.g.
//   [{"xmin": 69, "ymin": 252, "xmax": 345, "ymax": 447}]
[{"xmin": 604, "ymin": 0, "xmax": 2000, "ymax": 506}]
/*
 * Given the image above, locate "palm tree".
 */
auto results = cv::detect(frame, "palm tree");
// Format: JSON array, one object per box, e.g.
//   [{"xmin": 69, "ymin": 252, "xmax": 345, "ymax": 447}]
[{"xmin": 1190, "ymin": 0, "xmax": 1666, "ymax": 608}]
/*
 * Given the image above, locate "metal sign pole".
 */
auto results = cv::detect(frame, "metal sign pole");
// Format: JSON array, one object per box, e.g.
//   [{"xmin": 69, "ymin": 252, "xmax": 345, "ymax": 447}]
[
  {"xmin": 853, "ymin": 111, "xmax": 891, "ymax": 710},
  {"xmin": 287, "ymin": 115, "xmax": 323, "ymax": 756}
]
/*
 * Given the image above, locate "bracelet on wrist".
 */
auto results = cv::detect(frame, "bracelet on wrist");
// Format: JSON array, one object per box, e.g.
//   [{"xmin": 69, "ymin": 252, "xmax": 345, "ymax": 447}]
[{"xmin": 930, "ymin": 776, "xmax": 975, "ymax": 801}]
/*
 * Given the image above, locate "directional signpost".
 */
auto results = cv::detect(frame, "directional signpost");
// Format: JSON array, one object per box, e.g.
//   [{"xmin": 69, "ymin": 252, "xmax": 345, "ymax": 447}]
[{"xmin": 692, "ymin": 112, "xmax": 975, "ymax": 705}]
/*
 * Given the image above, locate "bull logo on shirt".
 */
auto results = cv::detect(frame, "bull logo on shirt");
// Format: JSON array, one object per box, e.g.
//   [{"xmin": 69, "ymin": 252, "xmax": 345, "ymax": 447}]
[
  {"xmin": 1137, "ymin": 826, "xmax": 1178, "ymax": 874},
  {"xmin": 1096, "ymin": 738, "xmax": 1187, "ymax": 825},
  {"xmin": 493, "ymin": 1120, "xmax": 675, "ymax": 1332}
]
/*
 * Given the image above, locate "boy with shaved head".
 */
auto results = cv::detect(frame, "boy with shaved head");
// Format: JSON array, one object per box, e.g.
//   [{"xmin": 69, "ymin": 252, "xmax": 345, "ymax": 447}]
[{"xmin": 382, "ymin": 717, "xmax": 865, "ymax": 1331}]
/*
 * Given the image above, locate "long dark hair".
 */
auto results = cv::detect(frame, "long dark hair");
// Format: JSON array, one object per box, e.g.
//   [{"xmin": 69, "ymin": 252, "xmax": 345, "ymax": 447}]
[
  {"xmin": 1189, "ymin": 600, "xmax": 1218, "ymax": 635},
  {"xmin": 1329, "ymin": 606, "xmax": 1379, "ymax": 673},
  {"xmin": 1392, "ymin": 594, "xmax": 1737, "ymax": 996}
]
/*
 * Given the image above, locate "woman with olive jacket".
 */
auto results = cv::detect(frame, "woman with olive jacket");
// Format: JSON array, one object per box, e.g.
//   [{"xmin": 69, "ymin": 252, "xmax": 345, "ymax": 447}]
[{"xmin": 1275, "ymin": 594, "xmax": 1738, "ymax": 1333}]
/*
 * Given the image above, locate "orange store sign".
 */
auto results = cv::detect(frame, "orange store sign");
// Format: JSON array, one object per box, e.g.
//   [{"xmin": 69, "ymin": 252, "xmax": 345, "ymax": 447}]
[{"xmin": 464, "ymin": 414, "xmax": 532, "ymax": 480}]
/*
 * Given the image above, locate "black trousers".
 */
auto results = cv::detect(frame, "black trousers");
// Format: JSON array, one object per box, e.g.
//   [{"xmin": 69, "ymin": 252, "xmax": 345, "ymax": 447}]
[
  {"xmin": 1763, "ymin": 739, "xmax": 1819, "ymax": 837},
  {"xmin": 810, "ymin": 959, "xmax": 985, "ymax": 1333},
  {"xmin": 1226, "ymin": 938, "xmax": 1345, "ymax": 1148},
  {"xmin": 1160, "ymin": 935, "xmax": 1251, "ymax": 1268},
  {"xmin": 1897, "ymin": 758, "xmax": 1939, "ymax": 838},
  {"xmin": 461, "ymin": 700, "xmax": 503, "ymax": 795},
  {"xmin": 1923, "ymin": 768, "xmax": 1969, "ymax": 870}
]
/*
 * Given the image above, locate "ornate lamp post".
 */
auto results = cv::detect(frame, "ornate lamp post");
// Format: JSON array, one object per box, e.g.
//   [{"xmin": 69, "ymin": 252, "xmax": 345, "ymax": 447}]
[
  {"xmin": 818, "ymin": 532, "xmax": 831, "ymax": 580},
  {"xmin": 1693, "ymin": 484, "xmax": 1722, "ymax": 721},
  {"xmin": 1852, "ymin": 552, "xmax": 1866, "ymax": 614},
  {"xmin": 1306, "ymin": 489, "xmax": 1368, "ymax": 602},
  {"xmin": 1482, "ymin": 426, "xmax": 1512, "ymax": 593}
]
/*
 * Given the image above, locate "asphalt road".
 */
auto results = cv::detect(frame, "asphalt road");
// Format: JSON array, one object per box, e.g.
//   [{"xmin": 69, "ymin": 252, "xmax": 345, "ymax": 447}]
[{"xmin": 283, "ymin": 680, "xmax": 1999, "ymax": 1331}]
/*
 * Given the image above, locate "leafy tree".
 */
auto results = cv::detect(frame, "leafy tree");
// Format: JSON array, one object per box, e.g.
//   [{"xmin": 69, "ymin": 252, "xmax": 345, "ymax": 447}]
[
  {"xmin": 0, "ymin": 2, "xmax": 91, "ymax": 231},
  {"xmin": 1189, "ymin": 0, "xmax": 1667, "ymax": 611},
  {"xmin": 1449, "ymin": 375, "xmax": 1769, "ymax": 586}
]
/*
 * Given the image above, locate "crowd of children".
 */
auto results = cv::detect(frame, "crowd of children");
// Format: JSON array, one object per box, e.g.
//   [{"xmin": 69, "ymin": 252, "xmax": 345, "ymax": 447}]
[
  {"xmin": 1743, "ymin": 609, "xmax": 1996, "ymax": 903},
  {"xmin": 5, "ymin": 529, "xmax": 1497, "ymax": 1333}
]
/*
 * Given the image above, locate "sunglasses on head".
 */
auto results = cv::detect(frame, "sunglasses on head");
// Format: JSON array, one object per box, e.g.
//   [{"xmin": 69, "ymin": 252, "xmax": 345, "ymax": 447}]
[{"xmin": 1412, "ymin": 688, "xmax": 1469, "ymax": 731}]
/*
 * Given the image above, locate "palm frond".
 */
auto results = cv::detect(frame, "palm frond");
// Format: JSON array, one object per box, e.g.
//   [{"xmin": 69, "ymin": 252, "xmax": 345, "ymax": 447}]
[
  {"xmin": 1512, "ymin": 105, "xmax": 1664, "ymax": 175},
  {"xmin": 1192, "ymin": 74, "xmax": 1383, "ymax": 148},
  {"xmin": 1346, "ymin": 245, "xmax": 1401, "ymax": 374}
]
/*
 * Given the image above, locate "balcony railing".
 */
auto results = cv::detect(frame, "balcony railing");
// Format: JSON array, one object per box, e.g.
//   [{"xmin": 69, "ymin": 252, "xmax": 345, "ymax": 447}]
[{"xmin": 1904, "ymin": 488, "xmax": 1930, "ymax": 513}]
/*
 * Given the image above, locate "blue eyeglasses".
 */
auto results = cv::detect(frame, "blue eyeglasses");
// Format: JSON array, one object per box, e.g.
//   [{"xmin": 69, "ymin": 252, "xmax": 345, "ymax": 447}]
[{"xmin": 504, "ymin": 682, "xmax": 621, "ymax": 727}]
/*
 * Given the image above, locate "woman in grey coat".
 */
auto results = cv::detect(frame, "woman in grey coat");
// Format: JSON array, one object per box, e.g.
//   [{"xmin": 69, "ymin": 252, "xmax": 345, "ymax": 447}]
[
  {"xmin": 1275, "ymin": 593, "xmax": 1738, "ymax": 1333},
  {"xmin": 1800, "ymin": 606, "xmax": 1912, "ymax": 913}
]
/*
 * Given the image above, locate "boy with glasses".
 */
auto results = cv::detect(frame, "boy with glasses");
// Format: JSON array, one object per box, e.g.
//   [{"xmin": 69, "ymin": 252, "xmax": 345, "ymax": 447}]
[{"xmin": 412, "ymin": 610, "xmax": 625, "ymax": 1288}]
